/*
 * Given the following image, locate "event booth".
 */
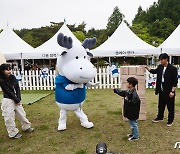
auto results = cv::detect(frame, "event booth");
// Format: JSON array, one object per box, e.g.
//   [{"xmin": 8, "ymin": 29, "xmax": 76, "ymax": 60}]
[
  {"xmin": 23, "ymin": 23, "xmax": 82, "ymax": 59},
  {"xmin": 158, "ymin": 24, "xmax": 180, "ymax": 56},
  {"xmin": 0, "ymin": 25, "xmax": 34, "ymax": 60},
  {"xmin": 91, "ymin": 21, "xmax": 159, "ymax": 58}
]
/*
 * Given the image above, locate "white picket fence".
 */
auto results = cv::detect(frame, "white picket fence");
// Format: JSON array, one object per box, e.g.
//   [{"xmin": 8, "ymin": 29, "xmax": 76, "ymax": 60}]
[{"xmin": 13, "ymin": 66, "xmax": 180, "ymax": 90}]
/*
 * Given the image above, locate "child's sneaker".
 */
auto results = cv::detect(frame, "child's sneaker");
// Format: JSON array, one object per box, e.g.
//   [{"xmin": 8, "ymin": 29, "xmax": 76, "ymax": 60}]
[
  {"xmin": 127, "ymin": 134, "xmax": 133, "ymax": 138},
  {"xmin": 12, "ymin": 133, "xmax": 22, "ymax": 139},
  {"xmin": 128, "ymin": 137, "xmax": 139, "ymax": 141},
  {"xmin": 23, "ymin": 128, "xmax": 34, "ymax": 132}
]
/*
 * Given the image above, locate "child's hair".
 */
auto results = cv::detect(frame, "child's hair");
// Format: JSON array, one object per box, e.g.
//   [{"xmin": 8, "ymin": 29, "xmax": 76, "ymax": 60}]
[
  {"xmin": 127, "ymin": 77, "xmax": 138, "ymax": 87},
  {"xmin": 0, "ymin": 63, "xmax": 12, "ymax": 77}
]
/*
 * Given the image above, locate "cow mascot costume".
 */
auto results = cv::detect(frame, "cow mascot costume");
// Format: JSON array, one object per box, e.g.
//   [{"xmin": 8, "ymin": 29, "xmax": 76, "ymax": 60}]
[{"xmin": 55, "ymin": 33, "xmax": 97, "ymax": 131}]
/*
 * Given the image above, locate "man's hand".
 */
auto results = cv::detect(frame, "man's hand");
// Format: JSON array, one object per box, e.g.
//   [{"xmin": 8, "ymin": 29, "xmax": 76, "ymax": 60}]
[
  {"xmin": 65, "ymin": 84, "xmax": 84, "ymax": 90},
  {"xmin": 144, "ymin": 66, "xmax": 151, "ymax": 71},
  {"xmin": 140, "ymin": 65, "xmax": 150, "ymax": 71},
  {"xmin": 169, "ymin": 92, "xmax": 175, "ymax": 98}
]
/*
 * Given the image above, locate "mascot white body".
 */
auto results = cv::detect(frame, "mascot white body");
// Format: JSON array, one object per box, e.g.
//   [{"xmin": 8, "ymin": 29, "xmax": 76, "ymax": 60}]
[{"xmin": 55, "ymin": 33, "xmax": 97, "ymax": 131}]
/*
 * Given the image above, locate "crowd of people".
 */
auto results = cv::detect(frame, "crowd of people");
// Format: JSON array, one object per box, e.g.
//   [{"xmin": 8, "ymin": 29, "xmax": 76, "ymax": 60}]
[{"xmin": 10, "ymin": 62, "xmax": 56, "ymax": 71}]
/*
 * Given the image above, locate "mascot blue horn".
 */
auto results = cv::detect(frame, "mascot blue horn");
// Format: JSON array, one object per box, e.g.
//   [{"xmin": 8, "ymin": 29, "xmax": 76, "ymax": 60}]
[{"xmin": 55, "ymin": 33, "xmax": 98, "ymax": 131}]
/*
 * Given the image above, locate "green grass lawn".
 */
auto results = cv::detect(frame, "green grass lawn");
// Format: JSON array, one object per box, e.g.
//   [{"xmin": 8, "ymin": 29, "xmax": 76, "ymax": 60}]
[
  {"xmin": 0, "ymin": 91, "xmax": 51, "ymax": 105},
  {"xmin": 0, "ymin": 89, "xmax": 180, "ymax": 154}
]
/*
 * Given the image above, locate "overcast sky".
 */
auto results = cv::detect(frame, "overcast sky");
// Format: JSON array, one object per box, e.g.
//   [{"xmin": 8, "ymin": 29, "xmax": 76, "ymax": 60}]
[{"xmin": 0, "ymin": 0, "xmax": 158, "ymax": 30}]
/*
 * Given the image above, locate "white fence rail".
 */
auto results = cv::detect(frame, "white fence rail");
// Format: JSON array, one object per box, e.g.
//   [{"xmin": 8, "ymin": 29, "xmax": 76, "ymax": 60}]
[{"xmin": 13, "ymin": 66, "xmax": 180, "ymax": 90}]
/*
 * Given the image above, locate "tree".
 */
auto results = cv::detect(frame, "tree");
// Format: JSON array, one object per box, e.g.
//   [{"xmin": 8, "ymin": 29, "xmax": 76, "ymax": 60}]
[
  {"xmin": 131, "ymin": 23, "xmax": 163, "ymax": 47},
  {"xmin": 149, "ymin": 18, "xmax": 176, "ymax": 39},
  {"xmin": 76, "ymin": 21, "xmax": 86, "ymax": 34},
  {"xmin": 133, "ymin": 0, "xmax": 180, "ymax": 40},
  {"xmin": 106, "ymin": 6, "xmax": 125, "ymax": 36},
  {"xmin": 73, "ymin": 31, "xmax": 85, "ymax": 42},
  {"xmin": 22, "ymin": 32, "xmax": 43, "ymax": 48}
]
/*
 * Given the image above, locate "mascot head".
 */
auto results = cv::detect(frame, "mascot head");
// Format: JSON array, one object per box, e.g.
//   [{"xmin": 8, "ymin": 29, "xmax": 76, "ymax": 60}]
[{"xmin": 57, "ymin": 33, "xmax": 97, "ymax": 83}]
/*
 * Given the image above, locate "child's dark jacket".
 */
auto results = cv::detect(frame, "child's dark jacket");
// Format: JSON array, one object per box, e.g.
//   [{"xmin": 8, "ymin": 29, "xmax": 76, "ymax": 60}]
[{"xmin": 114, "ymin": 88, "xmax": 140, "ymax": 120}]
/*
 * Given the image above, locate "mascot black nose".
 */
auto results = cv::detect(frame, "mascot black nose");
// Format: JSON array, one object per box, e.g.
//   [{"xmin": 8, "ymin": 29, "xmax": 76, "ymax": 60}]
[{"xmin": 80, "ymin": 67, "xmax": 82, "ymax": 70}]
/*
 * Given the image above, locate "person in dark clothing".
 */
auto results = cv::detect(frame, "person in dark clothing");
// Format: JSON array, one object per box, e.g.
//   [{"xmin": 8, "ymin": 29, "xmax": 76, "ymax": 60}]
[
  {"xmin": 0, "ymin": 64, "xmax": 34, "ymax": 139},
  {"xmin": 113, "ymin": 77, "xmax": 140, "ymax": 141},
  {"xmin": 145, "ymin": 53, "xmax": 178, "ymax": 126}
]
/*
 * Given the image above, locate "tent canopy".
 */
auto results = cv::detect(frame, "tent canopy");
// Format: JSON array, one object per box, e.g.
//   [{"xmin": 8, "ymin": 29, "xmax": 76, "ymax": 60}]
[
  {"xmin": 0, "ymin": 26, "xmax": 34, "ymax": 60},
  {"xmin": 158, "ymin": 24, "xmax": 180, "ymax": 55},
  {"xmin": 91, "ymin": 21, "xmax": 158, "ymax": 57},
  {"xmin": 24, "ymin": 24, "xmax": 82, "ymax": 59}
]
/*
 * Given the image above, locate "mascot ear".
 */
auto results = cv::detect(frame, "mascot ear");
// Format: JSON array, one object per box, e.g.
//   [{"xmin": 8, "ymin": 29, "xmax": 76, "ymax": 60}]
[
  {"xmin": 60, "ymin": 51, "xmax": 67, "ymax": 56},
  {"xmin": 82, "ymin": 37, "xmax": 97, "ymax": 49},
  {"xmin": 57, "ymin": 33, "xmax": 73, "ymax": 49},
  {"xmin": 87, "ymin": 51, "xmax": 93, "ymax": 58}
]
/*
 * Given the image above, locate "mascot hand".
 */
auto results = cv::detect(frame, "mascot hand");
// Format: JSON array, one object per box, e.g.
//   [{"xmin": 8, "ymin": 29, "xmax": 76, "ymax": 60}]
[
  {"xmin": 86, "ymin": 81, "xmax": 99, "ymax": 87},
  {"xmin": 65, "ymin": 84, "xmax": 75, "ymax": 90},
  {"xmin": 94, "ymin": 82, "xmax": 99, "ymax": 86},
  {"xmin": 65, "ymin": 84, "xmax": 84, "ymax": 90},
  {"xmin": 76, "ymin": 83, "xmax": 84, "ymax": 88}
]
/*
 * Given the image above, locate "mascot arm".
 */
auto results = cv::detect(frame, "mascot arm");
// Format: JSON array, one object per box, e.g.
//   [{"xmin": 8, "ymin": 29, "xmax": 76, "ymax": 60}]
[
  {"xmin": 65, "ymin": 83, "xmax": 84, "ymax": 90},
  {"xmin": 86, "ymin": 81, "xmax": 99, "ymax": 87}
]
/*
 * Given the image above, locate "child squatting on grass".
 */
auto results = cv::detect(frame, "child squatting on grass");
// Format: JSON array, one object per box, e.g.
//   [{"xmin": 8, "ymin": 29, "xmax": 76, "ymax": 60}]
[
  {"xmin": 113, "ymin": 77, "xmax": 140, "ymax": 141},
  {"xmin": 0, "ymin": 63, "xmax": 34, "ymax": 139}
]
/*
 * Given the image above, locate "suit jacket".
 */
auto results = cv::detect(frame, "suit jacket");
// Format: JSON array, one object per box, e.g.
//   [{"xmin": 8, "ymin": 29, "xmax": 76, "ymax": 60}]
[{"xmin": 150, "ymin": 63, "xmax": 178, "ymax": 95}]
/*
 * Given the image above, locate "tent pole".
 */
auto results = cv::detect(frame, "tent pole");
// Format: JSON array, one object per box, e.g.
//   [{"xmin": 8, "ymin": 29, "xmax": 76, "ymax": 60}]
[
  {"xmin": 151, "ymin": 56, "xmax": 155, "ymax": 65},
  {"xmin": 160, "ymin": 48, "xmax": 162, "ymax": 54},
  {"xmin": 20, "ymin": 53, "xmax": 24, "ymax": 73},
  {"xmin": 169, "ymin": 56, "xmax": 172, "ymax": 64},
  {"xmin": 109, "ymin": 57, "xmax": 111, "ymax": 65},
  {"xmin": 146, "ymin": 57, "xmax": 149, "ymax": 65},
  {"xmin": 97, "ymin": 57, "xmax": 99, "ymax": 69}
]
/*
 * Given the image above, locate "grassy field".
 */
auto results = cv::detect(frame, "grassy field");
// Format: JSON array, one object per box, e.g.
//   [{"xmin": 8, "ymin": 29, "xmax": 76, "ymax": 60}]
[
  {"xmin": 0, "ymin": 91, "xmax": 51, "ymax": 105},
  {"xmin": 0, "ymin": 89, "xmax": 180, "ymax": 154}
]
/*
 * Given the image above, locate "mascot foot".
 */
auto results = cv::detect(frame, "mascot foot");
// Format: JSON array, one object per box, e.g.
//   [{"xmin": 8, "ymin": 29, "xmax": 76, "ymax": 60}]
[
  {"xmin": 58, "ymin": 124, "xmax": 66, "ymax": 131},
  {"xmin": 81, "ymin": 122, "xmax": 94, "ymax": 129}
]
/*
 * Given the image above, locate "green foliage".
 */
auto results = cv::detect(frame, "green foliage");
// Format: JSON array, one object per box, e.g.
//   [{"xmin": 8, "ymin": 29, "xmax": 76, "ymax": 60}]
[
  {"xmin": 131, "ymin": 23, "xmax": 163, "ymax": 47},
  {"xmin": 73, "ymin": 31, "xmax": 85, "ymax": 42},
  {"xmin": 15, "ymin": 22, "xmax": 63, "ymax": 48},
  {"xmin": 133, "ymin": 0, "xmax": 180, "ymax": 40},
  {"xmin": 149, "ymin": 18, "xmax": 176, "ymax": 39},
  {"xmin": 97, "ymin": 59, "xmax": 107, "ymax": 66},
  {"xmin": 106, "ymin": 6, "xmax": 125, "ymax": 36},
  {"xmin": 87, "ymin": 28, "xmax": 108, "ymax": 48}
]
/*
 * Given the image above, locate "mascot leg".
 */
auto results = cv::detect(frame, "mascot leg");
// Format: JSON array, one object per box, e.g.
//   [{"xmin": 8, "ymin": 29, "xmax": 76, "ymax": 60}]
[
  {"xmin": 74, "ymin": 108, "xmax": 94, "ymax": 129},
  {"xmin": 58, "ymin": 109, "xmax": 67, "ymax": 131}
]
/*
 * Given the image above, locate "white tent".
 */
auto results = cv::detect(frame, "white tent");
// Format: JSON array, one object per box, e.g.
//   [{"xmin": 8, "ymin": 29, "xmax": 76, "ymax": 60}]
[
  {"xmin": 158, "ymin": 24, "xmax": 180, "ymax": 55},
  {"xmin": 24, "ymin": 23, "xmax": 82, "ymax": 59},
  {"xmin": 0, "ymin": 49, "xmax": 6, "ymax": 65},
  {"xmin": 0, "ymin": 26, "xmax": 34, "ymax": 60},
  {"xmin": 91, "ymin": 21, "xmax": 158, "ymax": 57}
]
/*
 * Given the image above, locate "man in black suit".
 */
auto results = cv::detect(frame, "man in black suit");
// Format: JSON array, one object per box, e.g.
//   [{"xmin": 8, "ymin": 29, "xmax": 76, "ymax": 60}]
[{"xmin": 145, "ymin": 53, "xmax": 178, "ymax": 126}]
